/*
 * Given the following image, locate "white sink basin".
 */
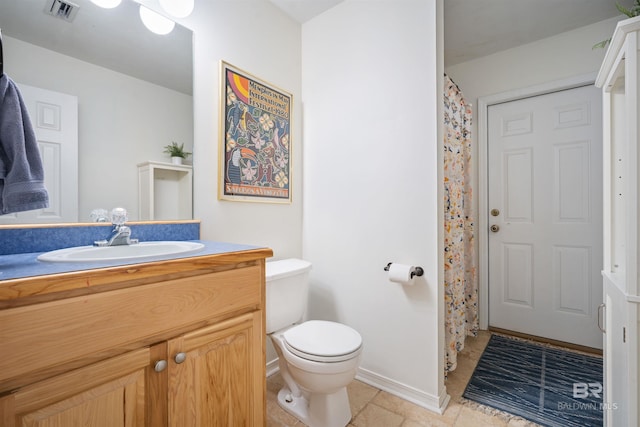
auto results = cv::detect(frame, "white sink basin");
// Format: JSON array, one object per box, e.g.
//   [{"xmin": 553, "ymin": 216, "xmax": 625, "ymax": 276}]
[{"xmin": 37, "ymin": 241, "xmax": 205, "ymax": 263}]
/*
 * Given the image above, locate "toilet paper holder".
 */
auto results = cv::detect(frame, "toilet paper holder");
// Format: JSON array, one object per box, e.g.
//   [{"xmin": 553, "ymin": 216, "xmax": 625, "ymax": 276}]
[{"xmin": 384, "ymin": 263, "xmax": 424, "ymax": 278}]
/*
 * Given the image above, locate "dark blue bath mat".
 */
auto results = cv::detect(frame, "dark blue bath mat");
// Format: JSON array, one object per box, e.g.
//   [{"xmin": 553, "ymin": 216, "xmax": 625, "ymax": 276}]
[{"xmin": 463, "ymin": 334, "xmax": 603, "ymax": 427}]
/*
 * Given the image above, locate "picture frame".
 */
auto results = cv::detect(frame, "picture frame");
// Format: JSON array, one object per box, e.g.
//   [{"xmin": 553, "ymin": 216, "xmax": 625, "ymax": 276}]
[{"xmin": 218, "ymin": 61, "xmax": 293, "ymax": 203}]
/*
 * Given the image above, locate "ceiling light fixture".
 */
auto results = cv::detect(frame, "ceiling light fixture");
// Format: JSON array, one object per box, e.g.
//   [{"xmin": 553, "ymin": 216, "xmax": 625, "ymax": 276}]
[
  {"xmin": 139, "ymin": 5, "xmax": 175, "ymax": 35},
  {"xmin": 90, "ymin": 0, "xmax": 122, "ymax": 8},
  {"xmin": 158, "ymin": 0, "xmax": 194, "ymax": 18}
]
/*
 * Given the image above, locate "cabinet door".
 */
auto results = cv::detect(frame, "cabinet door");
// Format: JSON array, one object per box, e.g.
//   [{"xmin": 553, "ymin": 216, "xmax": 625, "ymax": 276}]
[
  {"xmin": 167, "ymin": 311, "xmax": 264, "ymax": 427},
  {"xmin": 603, "ymin": 277, "xmax": 631, "ymax": 426},
  {"xmin": 0, "ymin": 348, "xmax": 150, "ymax": 427}
]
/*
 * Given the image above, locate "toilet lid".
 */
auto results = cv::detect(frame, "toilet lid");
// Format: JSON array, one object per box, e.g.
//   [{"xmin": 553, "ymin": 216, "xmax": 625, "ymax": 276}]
[{"xmin": 283, "ymin": 320, "xmax": 362, "ymax": 362}]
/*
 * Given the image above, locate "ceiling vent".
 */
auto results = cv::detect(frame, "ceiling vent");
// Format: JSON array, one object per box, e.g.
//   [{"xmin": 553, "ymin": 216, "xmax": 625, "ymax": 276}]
[{"xmin": 44, "ymin": 0, "xmax": 79, "ymax": 22}]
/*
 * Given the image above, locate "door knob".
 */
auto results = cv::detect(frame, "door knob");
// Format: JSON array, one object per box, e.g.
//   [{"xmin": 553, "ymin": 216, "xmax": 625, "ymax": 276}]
[
  {"xmin": 490, "ymin": 224, "xmax": 500, "ymax": 232},
  {"xmin": 174, "ymin": 352, "xmax": 187, "ymax": 364},
  {"xmin": 154, "ymin": 360, "xmax": 168, "ymax": 372}
]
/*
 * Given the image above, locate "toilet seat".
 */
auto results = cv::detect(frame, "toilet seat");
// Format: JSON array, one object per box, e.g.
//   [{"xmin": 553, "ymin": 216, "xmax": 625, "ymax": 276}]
[{"xmin": 283, "ymin": 320, "xmax": 362, "ymax": 363}]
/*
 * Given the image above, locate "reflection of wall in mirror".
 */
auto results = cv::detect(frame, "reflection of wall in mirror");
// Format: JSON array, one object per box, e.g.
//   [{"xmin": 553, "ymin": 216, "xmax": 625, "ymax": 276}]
[{"xmin": 3, "ymin": 35, "xmax": 194, "ymax": 222}]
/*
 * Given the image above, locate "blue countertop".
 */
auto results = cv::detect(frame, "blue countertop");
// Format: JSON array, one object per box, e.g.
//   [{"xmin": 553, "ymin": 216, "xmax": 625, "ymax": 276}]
[{"xmin": 0, "ymin": 240, "xmax": 265, "ymax": 282}]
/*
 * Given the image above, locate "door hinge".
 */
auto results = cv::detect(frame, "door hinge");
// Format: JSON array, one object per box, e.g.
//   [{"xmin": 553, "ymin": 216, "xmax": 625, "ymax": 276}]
[{"xmin": 623, "ymin": 327, "xmax": 626, "ymax": 343}]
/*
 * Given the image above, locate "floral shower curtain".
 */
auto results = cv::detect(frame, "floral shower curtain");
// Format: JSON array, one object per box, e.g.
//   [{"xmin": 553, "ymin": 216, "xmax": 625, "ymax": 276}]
[{"xmin": 443, "ymin": 74, "xmax": 478, "ymax": 373}]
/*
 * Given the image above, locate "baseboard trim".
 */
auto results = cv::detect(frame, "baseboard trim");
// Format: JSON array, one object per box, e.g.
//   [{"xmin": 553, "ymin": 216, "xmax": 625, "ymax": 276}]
[
  {"xmin": 266, "ymin": 358, "xmax": 279, "ymax": 377},
  {"xmin": 356, "ymin": 367, "xmax": 449, "ymax": 415},
  {"xmin": 265, "ymin": 359, "xmax": 449, "ymax": 415}
]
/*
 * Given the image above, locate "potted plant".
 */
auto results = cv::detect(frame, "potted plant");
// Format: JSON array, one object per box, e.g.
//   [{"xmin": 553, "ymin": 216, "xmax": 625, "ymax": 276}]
[
  {"xmin": 163, "ymin": 141, "xmax": 191, "ymax": 165},
  {"xmin": 594, "ymin": 1, "xmax": 640, "ymax": 49}
]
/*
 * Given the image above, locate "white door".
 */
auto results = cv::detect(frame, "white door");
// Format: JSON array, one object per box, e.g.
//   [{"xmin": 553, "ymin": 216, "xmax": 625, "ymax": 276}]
[
  {"xmin": 0, "ymin": 84, "xmax": 78, "ymax": 223},
  {"xmin": 488, "ymin": 85, "xmax": 603, "ymax": 349}
]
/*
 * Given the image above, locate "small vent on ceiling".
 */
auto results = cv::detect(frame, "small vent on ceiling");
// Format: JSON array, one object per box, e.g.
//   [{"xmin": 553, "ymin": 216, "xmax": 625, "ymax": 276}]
[{"xmin": 44, "ymin": 0, "xmax": 79, "ymax": 22}]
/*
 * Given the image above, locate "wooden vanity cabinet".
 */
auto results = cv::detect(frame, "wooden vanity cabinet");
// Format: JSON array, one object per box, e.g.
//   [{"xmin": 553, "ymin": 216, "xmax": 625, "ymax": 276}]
[
  {"xmin": 2, "ymin": 348, "xmax": 151, "ymax": 427},
  {"xmin": 167, "ymin": 311, "xmax": 262, "ymax": 426},
  {"xmin": 0, "ymin": 252, "xmax": 270, "ymax": 427}
]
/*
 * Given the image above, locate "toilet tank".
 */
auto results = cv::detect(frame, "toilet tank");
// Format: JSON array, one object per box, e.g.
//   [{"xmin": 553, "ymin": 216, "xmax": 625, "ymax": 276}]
[{"xmin": 265, "ymin": 258, "xmax": 312, "ymax": 334}]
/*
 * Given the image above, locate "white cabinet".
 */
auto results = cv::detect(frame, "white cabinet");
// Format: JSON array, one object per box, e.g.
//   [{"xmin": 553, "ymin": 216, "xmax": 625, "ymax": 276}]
[
  {"xmin": 137, "ymin": 161, "xmax": 192, "ymax": 220},
  {"xmin": 596, "ymin": 15, "xmax": 640, "ymax": 426}
]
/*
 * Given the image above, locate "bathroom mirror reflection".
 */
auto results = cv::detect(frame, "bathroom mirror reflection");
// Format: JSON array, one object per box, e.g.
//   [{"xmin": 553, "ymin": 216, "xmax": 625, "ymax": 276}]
[{"xmin": 0, "ymin": 0, "xmax": 193, "ymax": 224}]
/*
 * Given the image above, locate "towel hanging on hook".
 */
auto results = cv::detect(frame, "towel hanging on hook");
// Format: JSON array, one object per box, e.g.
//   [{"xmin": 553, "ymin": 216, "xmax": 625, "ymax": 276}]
[
  {"xmin": 0, "ymin": 27, "xmax": 4, "ymax": 77},
  {"xmin": 0, "ymin": 29, "xmax": 4, "ymax": 77}
]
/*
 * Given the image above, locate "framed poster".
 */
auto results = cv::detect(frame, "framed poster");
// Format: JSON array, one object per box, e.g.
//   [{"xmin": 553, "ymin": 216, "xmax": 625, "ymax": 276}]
[{"xmin": 219, "ymin": 61, "xmax": 292, "ymax": 203}]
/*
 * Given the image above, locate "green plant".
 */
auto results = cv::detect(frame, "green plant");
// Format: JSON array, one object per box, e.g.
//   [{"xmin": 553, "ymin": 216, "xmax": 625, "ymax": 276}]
[
  {"xmin": 163, "ymin": 141, "xmax": 191, "ymax": 159},
  {"xmin": 616, "ymin": 0, "xmax": 640, "ymax": 17},
  {"xmin": 594, "ymin": 1, "xmax": 640, "ymax": 49}
]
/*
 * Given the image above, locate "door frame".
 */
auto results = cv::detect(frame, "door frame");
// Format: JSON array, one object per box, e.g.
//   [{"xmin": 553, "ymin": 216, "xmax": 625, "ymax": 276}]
[{"xmin": 477, "ymin": 72, "xmax": 598, "ymax": 330}]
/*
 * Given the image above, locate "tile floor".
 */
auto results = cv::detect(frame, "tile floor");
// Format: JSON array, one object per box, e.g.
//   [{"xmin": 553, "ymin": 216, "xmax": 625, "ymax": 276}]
[{"xmin": 266, "ymin": 331, "xmax": 542, "ymax": 426}]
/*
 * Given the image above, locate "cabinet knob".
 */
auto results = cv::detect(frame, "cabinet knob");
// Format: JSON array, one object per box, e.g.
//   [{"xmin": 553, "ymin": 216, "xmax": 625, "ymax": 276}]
[
  {"xmin": 154, "ymin": 360, "xmax": 168, "ymax": 372},
  {"xmin": 174, "ymin": 352, "xmax": 187, "ymax": 364}
]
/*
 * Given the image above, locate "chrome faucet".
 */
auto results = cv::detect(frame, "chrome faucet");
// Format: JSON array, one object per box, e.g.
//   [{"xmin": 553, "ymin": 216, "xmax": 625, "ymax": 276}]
[
  {"xmin": 94, "ymin": 208, "xmax": 139, "ymax": 247},
  {"xmin": 105, "ymin": 224, "xmax": 138, "ymax": 246}
]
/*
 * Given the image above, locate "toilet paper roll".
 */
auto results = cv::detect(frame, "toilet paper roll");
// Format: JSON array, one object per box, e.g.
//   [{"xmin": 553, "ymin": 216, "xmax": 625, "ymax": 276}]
[{"xmin": 387, "ymin": 263, "xmax": 415, "ymax": 285}]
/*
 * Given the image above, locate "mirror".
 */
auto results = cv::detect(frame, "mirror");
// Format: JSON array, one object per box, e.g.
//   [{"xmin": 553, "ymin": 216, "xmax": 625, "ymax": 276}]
[{"xmin": 0, "ymin": 0, "xmax": 193, "ymax": 224}]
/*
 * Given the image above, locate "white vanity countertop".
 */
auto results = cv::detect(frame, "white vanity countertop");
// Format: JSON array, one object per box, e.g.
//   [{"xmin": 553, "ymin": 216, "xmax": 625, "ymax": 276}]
[{"xmin": 0, "ymin": 240, "xmax": 265, "ymax": 282}]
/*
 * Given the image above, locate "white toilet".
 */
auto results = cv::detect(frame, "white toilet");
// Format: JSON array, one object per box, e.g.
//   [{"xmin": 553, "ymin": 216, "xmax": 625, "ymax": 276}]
[{"xmin": 266, "ymin": 258, "xmax": 363, "ymax": 427}]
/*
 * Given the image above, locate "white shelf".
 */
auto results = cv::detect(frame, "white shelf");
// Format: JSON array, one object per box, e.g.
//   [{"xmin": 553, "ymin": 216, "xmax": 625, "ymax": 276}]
[
  {"xmin": 137, "ymin": 161, "xmax": 192, "ymax": 221},
  {"xmin": 596, "ymin": 16, "xmax": 640, "ymax": 426}
]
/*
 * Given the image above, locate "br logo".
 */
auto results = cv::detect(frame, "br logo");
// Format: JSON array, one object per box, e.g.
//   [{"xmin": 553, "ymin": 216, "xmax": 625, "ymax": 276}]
[{"xmin": 573, "ymin": 382, "xmax": 602, "ymax": 399}]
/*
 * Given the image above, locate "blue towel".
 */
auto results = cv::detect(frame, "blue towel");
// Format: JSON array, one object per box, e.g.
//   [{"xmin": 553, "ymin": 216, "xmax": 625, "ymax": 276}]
[{"xmin": 0, "ymin": 74, "xmax": 49, "ymax": 214}]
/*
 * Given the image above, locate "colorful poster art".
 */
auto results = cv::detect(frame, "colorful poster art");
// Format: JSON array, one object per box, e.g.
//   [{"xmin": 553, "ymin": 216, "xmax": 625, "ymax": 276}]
[{"xmin": 219, "ymin": 62, "xmax": 292, "ymax": 203}]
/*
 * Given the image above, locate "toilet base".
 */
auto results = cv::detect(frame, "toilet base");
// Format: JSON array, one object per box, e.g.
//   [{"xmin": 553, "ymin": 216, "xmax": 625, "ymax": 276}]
[
  {"xmin": 277, "ymin": 387, "xmax": 310, "ymax": 423},
  {"xmin": 277, "ymin": 386, "xmax": 352, "ymax": 427}
]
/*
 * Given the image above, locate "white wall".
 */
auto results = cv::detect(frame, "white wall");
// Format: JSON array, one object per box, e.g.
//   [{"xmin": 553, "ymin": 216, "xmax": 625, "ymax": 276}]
[
  {"xmin": 4, "ymin": 36, "xmax": 193, "ymax": 221},
  {"xmin": 184, "ymin": 0, "xmax": 303, "ymax": 259},
  {"xmin": 445, "ymin": 17, "xmax": 619, "ymax": 144},
  {"xmin": 301, "ymin": 0, "xmax": 446, "ymax": 411}
]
